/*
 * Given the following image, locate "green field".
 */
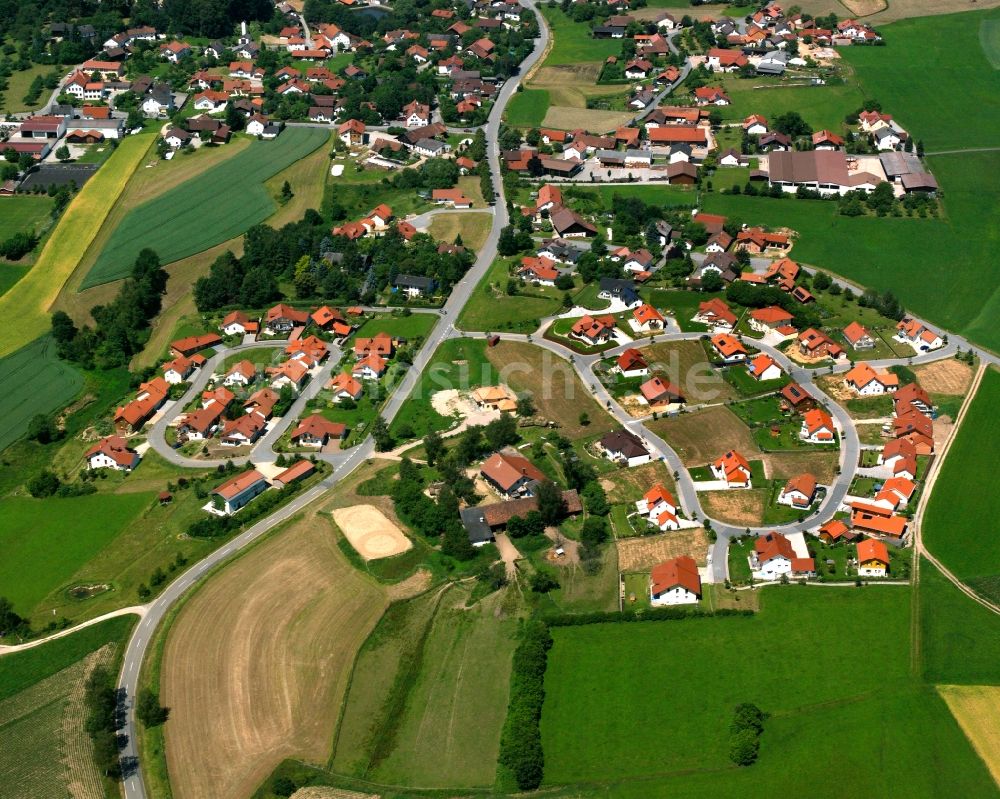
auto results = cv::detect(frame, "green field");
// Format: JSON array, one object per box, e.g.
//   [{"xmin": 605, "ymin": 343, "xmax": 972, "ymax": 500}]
[
  {"xmin": 0, "ymin": 133, "xmax": 155, "ymax": 358},
  {"xmin": 83, "ymin": 128, "xmax": 329, "ymax": 287},
  {"xmin": 0, "ymin": 492, "xmax": 155, "ymax": 615},
  {"xmin": 0, "ymin": 194, "xmax": 54, "ymax": 244},
  {"xmin": 0, "ymin": 336, "xmax": 83, "ymax": 452},
  {"xmin": 919, "ymin": 558, "xmax": 1000, "ymax": 686},
  {"xmin": 922, "ymin": 368, "xmax": 1000, "ymax": 600},
  {"xmin": 354, "ymin": 313, "xmax": 437, "ymax": 340},
  {"xmin": 390, "ymin": 337, "xmax": 498, "ymax": 438},
  {"xmin": 0, "ymin": 63, "xmax": 57, "ymax": 113},
  {"xmin": 505, "ymin": 89, "xmax": 551, "ymax": 128},
  {"xmin": 712, "ymin": 77, "xmax": 865, "ymax": 133},
  {"xmin": 540, "ymin": 588, "xmax": 997, "ymax": 797},
  {"xmin": 843, "ymin": 10, "xmax": 1000, "ymax": 152},
  {"xmin": 538, "ymin": 7, "xmax": 622, "ymax": 64}
]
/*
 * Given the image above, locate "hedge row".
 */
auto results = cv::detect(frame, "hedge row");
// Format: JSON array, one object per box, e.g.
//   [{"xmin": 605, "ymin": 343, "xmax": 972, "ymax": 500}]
[
  {"xmin": 544, "ymin": 606, "xmax": 754, "ymax": 628},
  {"xmin": 498, "ymin": 621, "xmax": 552, "ymax": 790}
]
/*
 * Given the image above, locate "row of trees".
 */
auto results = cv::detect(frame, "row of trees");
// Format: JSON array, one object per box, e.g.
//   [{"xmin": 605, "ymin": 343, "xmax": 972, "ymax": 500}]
[{"xmin": 52, "ymin": 248, "xmax": 168, "ymax": 369}]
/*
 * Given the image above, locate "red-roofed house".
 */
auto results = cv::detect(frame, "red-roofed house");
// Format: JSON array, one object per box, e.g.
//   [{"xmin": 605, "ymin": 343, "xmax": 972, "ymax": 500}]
[
  {"xmin": 570, "ymin": 314, "xmax": 617, "ymax": 346},
  {"xmin": 711, "ymin": 450, "xmax": 752, "ymax": 488},
  {"xmin": 290, "ymin": 414, "xmax": 346, "ymax": 446},
  {"xmin": 694, "ymin": 297, "xmax": 736, "ymax": 330},
  {"xmin": 710, "ymin": 333, "xmax": 747, "ymax": 362},
  {"xmin": 844, "ymin": 362, "xmax": 899, "ymax": 396},
  {"xmin": 86, "ymin": 436, "xmax": 140, "ymax": 471},
  {"xmin": 615, "ymin": 348, "xmax": 649, "ymax": 378},
  {"xmin": 778, "ymin": 473, "xmax": 817, "ymax": 507},
  {"xmin": 800, "ymin": 408, "xmax": 835, "ymax": 443},
  {"xmin": 640, "ymin": 375, "xmax": 684, "ymax": 408},
  {"xmin": 842, "ymin": 321, "xmax": 875, "ymax": 350},
  {"xmin": 650, "ymin": 556, "xmax": 701, "ymax": 605},
  {"xmin": 857, "ymin": 539, "xmax": 890, "ymax": 577},
  {"xmin": 635, "ymin": 483, "xmax": 679, "ymax": 531},
  {"xmin": 480, "ymin": 451, "xmax": 546, "ymax": 499},
  {"xmin": 632, "ymin": 303, "xmax": 665, "ymax": 332},
  {"xmin": 211, "ymin": 469, "xmax": 269, "ymax": 515},
  {"xmin": 747, "ymin": 353, "xmax": 782, "ymax": 381}
]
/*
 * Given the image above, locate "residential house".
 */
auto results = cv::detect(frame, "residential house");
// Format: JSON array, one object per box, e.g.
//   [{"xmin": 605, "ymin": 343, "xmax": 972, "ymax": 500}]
[
  {"xmin": 878, "ymin": 438, "xmax": 918, "ymax": 479},
  {"xmin": 85, "ymin": 436, "xmax": 140, "ymax": 471},
  {"xmin": 224, "ymin": 360, "xmax": 257, "ymax": 387},
  {"xmin": 778, "ymin": 473, "xmax": 817, "ymax": 507},
  {"xmin": 632, "ymin": 303, "xmax": 665, "ymax": 332},
  {"xmin": 694, "ymin": 298, "xmax": 737, "ymax": 330},
  {"xmin": 327, "ymin": 373, "xmax": 365, "ymax": 403},
  {"xmin": 354, "ymin": 332, "xmax": 394, "ymax": 360},
  {"xmin": 211, "ymin": 469, "xmax": 269, "ymax": 515},
  {"xmin": 800, "ymin": 408, "xmax": 836, "ymax": 443},
  {"xmin": 394, "ymin": 274, "xmax": 436, "ymax": 298},
  {"xmin": 570, "ymin": 314, "xmax": 617, "ymax": 346},
  {"xmin": 431, "ymin": 188, "xmax": 472, "ymax": 208},
  {"xmin": 597, "ymin": 278, "xmax": 641, "ymax": 308},
  {"xmin": 712, "ymin": 449, "xmax": 752, "ymax": 488},
  {"xmin": 614, "ymin": 348, "xmax": 649, "ymax": 378},
  {"xmin": 797, "ymin": 328, "xmax": 844, "ymax": 359},
  {"xmin": 747, "ymin": 353, "xmax": 782, "ymax": 381},
  {"xmin": 170, "ymin": 333, "xmax": 222, "ymax": 357},
  {"xmin": 219, "ymin": 412, "xmax": 266, "ymax": 447},
  {"xmin": 893, "ymin": 409, "xmax": 934, "ymax": 454},
  {"xmin": 780, "ymin": 382, "xmax": 814, "ymax": 413},
  {"xmin": 162, "ymin": 354, "xmax": 197, "ymax": 384},
  {"xmin": 857, "ymin": 538, "xmax": 890, "ymax": 577},
  {"xmin": 850, "ymin": 501, "xmax": 907, "ymax": 539},
  {"xmin": 894, "ymin": 383, "xmax": 933, "ymax": 418},
  {"xmin": 244, "ymin": 388, "xmax": 279, "ymax": 419},
  {"xmin": 480, "ymin": 451, "xmax": 546, "ymax": 499},
  {"xmin": 811, "ymin": 130, "xmax": 844, "ymax": 150},
  {"xmin": 267, "ymin": 359, "xmax": 310, "ymax": 391},
  {"xmin": 706, "ymin": 47, "xmax": 749, "ymax": 71},
  {"xmin": 818, "ymin": 519, "xmax": 857, "ymax": 544},
  {"xmin": 551, "ymin": 207, "xmax": 598, "ymax": 238},
  {"xmin": 749, "ymin": 306, "xmax": 794, "ymax": 333},
  {"xmin": 635, "ymin": 483, "xmax": 680, "ymax": 531},
  {"xmin": 842, "ymin": 321, "xmax": 875, "ymax": 350},
  {"xmin": 290, "ymin": 414, "xmax": 346, "ymax": 447},
  {"xmin": 518, "ymin": 256, "xmax": 559, "ymax": 287},
  {"xmin": 599, "ymin": 429, "xmax": 651, "ymax": 467},
  {"xmin": 711, "ymin": 333, "xmax": 747, "ymax": 363},
  {"xmin": 694, "ymin": 86, "xmax": 731, "ymax": 105},
  {"xmin": 639, "ymin": 375, "xmax": 684, "ymax": 408},
  {"xmin": 844, "ymin": 362, "xmax": 899, "ymax": 396},
  {"xmin": 743, "ymin": 114, "xmax": 768, "ymax": 135},
  {"xmin": 402, "ymin": 100, "xmax": 431, "ymax": 127},
  {"xmin": 650, "ymin": 556, "xmax": 701, "ymax": 605},
  {"xmin": 177, "ymin": 401, "xmax": 226, "ymax": 440},
  {"xmin": 272, "ymin": 460, "xmax": 316, "ymax": 488},
  {"xmin": 751, "ymin": 531, "xmax": 814, "ymax": 580},
  {"xmin": 895, "ymin": 318, "xmax": 943, "ymax": 351},
  {"xmin": 470, "ymin": 385, "xmax": 518, "ymax": 413},
  {"xmin": 221, "ymin": 311, "xmax": 259, "ymax": 337},
  {"xmin": 266, "ymin": 303, "xmax": 310, "ymax": 333}
]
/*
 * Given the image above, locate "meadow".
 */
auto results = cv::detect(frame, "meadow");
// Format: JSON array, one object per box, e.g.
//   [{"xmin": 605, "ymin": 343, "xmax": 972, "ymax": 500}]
[
  {"xmin": 83, "ymin": 128, "xmax": 329, "ymax": 288},
  {"xmin": 538, "ymin": 7, "xmax": 622, "ymax": 65},
  {"xmin": 427, "ymin": 211, "xmax": 493, "ymax": 252},
  {"xmin": 0, "ymin": 132, "xmax": 155, "ymax": 358},
  {"xmin": 0, "ymin": 336, "xmax": 83, "ymax": 452},
  {"xmin": 0, "ymin": 491, "xmax": 154, "ymax": 615},
  {"xmin": 0, "ymin": 194, "xmax": 54, "ymax": 244},
  {"xmin": 505, "ymin": 88, "xmax": 550, "ymax": 128},
  {"xmin": 711, "ymin": 76, "xmax": 865, "ymax": 133},
  {"xmin": 922, "ymin": 368, "xmax": 1000, "ymax": 599},
  {"xmin": 457, "ymin": 257, "xmax": 565, "ymax": 333},
  {"xmin": 540, "ymin": 587, "xmax": 997, "ymax": 797}
]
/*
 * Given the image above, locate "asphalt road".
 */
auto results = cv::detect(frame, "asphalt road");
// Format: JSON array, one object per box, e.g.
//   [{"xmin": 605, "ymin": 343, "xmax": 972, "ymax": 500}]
[{"xmin": 115, "ymin": 9, "xmax": 550, "ymax": 799}]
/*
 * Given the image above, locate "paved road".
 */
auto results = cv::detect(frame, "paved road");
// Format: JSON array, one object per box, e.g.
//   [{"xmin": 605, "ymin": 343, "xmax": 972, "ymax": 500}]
[{"xmin": 114, "ymin": 7, "xmax": 550, "ymax": 799}]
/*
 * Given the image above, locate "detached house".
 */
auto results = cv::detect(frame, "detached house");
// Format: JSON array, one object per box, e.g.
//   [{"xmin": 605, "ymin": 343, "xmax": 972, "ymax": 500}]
[
  {"xmin": 842, "ymin": 321, "xmax": 875, "ymax": 350},
  {"xmin": 800, "ymin": 408, "xmax": 836, "ymax": 443},
  {"xmin": 650, "ymin": 556, "xmax": 701, "ymax": 606},
  {"xmin": 327, "ymin": 373, "xmax": 364, "ymax": 402},
  {"xmin": 632, "ymin": 303, "xmax": 665, "ymax": 332},
  {"xmin": 615, "ymin": 348, "xmax": 649, "ymax": 378},
  {"xmin": 570, "ymin": 314, "xmax": 617, "ymax": 346},
  {"xmin": 86, "ymin": 436, "xmax": 140, "ymax": 471},
  {"xmin": 290, "ymin": 414, "xmax": 346, "ymax": 447},
  {"xmin": 747, "ymin": 353, "xmax": 782, "ymax": 382},
  {"xmin": 711, "ymin": 333, "xmax": 748, "ymax": 363},
  {"xmin": 635, "ymin": 483, "xmax": 680, "ymax": 531},
  {"xmin": 480, "ymin": 451, "xmax": 546, "ymax": 499},
  {"xmin": 712, "ymin": 450, "xmax": 752, "ymax": 488},
  {"xmin": 211, "ymin": 469, "xmax": 269, "ymax": 515},
  {"xmin": 844, "ymin": 362, "xmax": 899, "ymax": 396},
  {"xmin": 857, "ymin": 538, "xmax": 890, "ymax": 577},
  {"xmin": 266, "ymin": 303, "xmax": 310, "ymax": 333},
  {"xmin": 639, "ymin": 375, "xmax": 684, "ymax": 408},
  {"xmin": 895, "ymin": 318, "xmax": 943, "ymax": 351},
  {"xmin": 878, "ymin": 438, "xmax": 918, "ymax": 480},
  {"xmin": 778, "ymin": 473, "xmax": 817, "ymax": 508},
  {"xmin": 752, "ymin": 531, "xmax": 814, "ymax": 581},
  {"xmin": 694, "ymin": 298, "xmax": 737, "ymax": 330},
  {"xmin": 599, "ymin": 429, "xmax": 651, "ymax": 467},
  {"xmin": 224, "ymin": 360, "xmax": 257, "ymax": 387}
]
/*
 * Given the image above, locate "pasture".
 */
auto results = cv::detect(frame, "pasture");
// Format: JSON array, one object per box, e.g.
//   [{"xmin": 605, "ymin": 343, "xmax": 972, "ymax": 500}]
[
  {"xmin": 540, "ymin": 587, "xmax": 997, "ymax": 797},
  {"xmin": 485, "ymin": 340, "xmax": 615, "ymax": 437},
  {"xmin": 161, "ymin": 514, "xmax": 387, "ymax": 799},
  {"xmin": 426, "ymin": 211, "xmax": 492, "ymax": 251},
  {"xmin": 922, "ymin": 368, "xmax": 1000, "ymax": 600},
  {"xmin": 710, "ymin": 76, "xmax": 865, "ymax": 133},
  {"xmin": 0, "ymin": 491, "xmax": 153, "ymax": 616},
  {"xmin": 0, "ymin": 194, "xmax": 53, "ymax": 244},
  {"xmin": 0, "ymin": 336, "xmax": 83, "ymax": 452},
  {"xmin": 505, "ymin": 88, "xmax": 550, "ymax": 127},
  {"xmin": 83, "ymin": 128, "xmax": 329, "ymax": 287},
  {"xmin": 0, "ymin": 132, "xmax": 154, "ymax": 358}
]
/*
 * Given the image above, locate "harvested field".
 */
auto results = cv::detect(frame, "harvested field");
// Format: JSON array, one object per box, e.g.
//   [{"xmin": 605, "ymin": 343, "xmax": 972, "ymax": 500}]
[
  {"xmin": 840, "ymin": 0, "xmax": 887, "ymax": 14},
  {"xmin": 913, "ymin": 358, "xmax": 974, "ymax": 396},
  {"xmin": 292, "ymin": 790, "xmax": 378, "ymax": 799},
  {"xmin": 765, "ymin": 451, "xmax": 840, "ymax": 483},
  {"xmin": 332, "ymin": 504, "xmax": 412, "ymax": 560},
  {"xmin": 0, "ymin": 644, "xmax": 113, "ymax": 799},
  {"xmin": 616, "ymin": 528, "xmax": 709, "ymax": 572},
  {"xmin": 601, "ymin": 459, "xmax": 677, "ymax": 504},
  {"xmin": 648, "ymin": 405, "xmax": 756, "ymax": 466},
  {"xmin": 699, "ymin": 490, "xmax": 767, "ymax": 527},
  {"xmin": 161, "ymin": 515, "xmax": 387, "ymax": 799},
  {"xmin": 937, "ymin": 685, "xmax": 1000, "ymax": 786},
  {"xmin": 485, "ymin": 341, "xmax": 614, "ymax": 437},
  {"xmin": 855, "ymin": 0, "xmax": 1000, "ymax": 23},
  {"xmin": 427, "ymin": 211, "xmax": 492, "ymax": 252},
  {"xmin": 644, "ymin": 340, "xmax": 738, "ymax": 404},
  {"xmin": 542, "ymin": 106, "xmax": 636, "ymax": 134}
]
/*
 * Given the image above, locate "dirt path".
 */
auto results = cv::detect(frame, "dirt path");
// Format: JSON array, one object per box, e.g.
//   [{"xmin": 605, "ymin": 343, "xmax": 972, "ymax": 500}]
[
  {"xmin": 0, "ymin": 606, "xmax": 146, "ymax": 656},
  {"xmin": 494, "ymin": 533, "xmax": 522, "ymax": 580}
]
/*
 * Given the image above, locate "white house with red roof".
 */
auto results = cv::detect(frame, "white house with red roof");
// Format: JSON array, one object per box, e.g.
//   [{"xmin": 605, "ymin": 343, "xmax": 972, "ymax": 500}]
[
  {"xmin": 649, "ymin": 556, "xmax": 701, "ymax": 605},
  {"xmin": 800, "ymin": 408, "xmax": 836, "ymax": 443},
  {"xmin": 632, "ymin": 303, "xmax": 665, "ymax": 332},
  {"xmin": 751, "ymin": 531, "xmax": 815, "ymax": 581},
  {"xmin": 86, "ymin": 436, "xmax": 140, "ymax": 471},
  {"xmin": 844, "ymin": 362, "xmax": 899, "ymax": 396},
  {"xmin": 895, "ymin": 318, "xmax": 943, "ymax": 351},
  {"xmin": 746, "ymin": 353, "xmax": 782, "ymax": 381},
  {"xmin": 635, "ymin": 483, "xmax": 679, "ymax": 531},
  {"xmin": 857, "ymin": 538, "xmax": 890, "ymax": 577},
  {"xmin": 778, "ymin": 473, "xmax": 817, "ymax": 507},
  {"xmin": 711, "ymin": 450, "xmax": 752, "ymax": 488},
  {"xmin": 614, "ymin": 348, "xmax": 649, "ymax": 378}
]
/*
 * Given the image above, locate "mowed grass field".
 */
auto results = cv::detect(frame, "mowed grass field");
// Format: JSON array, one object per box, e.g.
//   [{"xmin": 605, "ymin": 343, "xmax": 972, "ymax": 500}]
[
  {"xmin": 0, "ymin": 617, "xmax": 134, "ymax": 799},
  {"xmin": 84, "ymin": 128, "xmax": 329, "ymax": 287},
  {"xmin": 538, "ymin": 7, "xmax": 621, "ymax": 64},
  {"xmin": 161, "ymin": 514, "xmax": 387, "ymax": 799},
  {"xmin": 0, "ymin": 336, "xmax": 83, "ymax": 452},
  {"xmin": 354, "ymin": 313, "xmax": 437, "ymax": 340},
  {"xmin": 0, "ymin": 132, "xmax": 154, "ymax": 359},
  {"xmin": 505, "ymin": 88, "xmax": 550, "ymax": 127},
  {"xmin": 0, "ymin": 491, "xmax": 154, "ymax": 615},
  {"xmin": 0, "ymin": 194, "xmax": 54, "ymax": 243},
  {"xmin": 710, "ymin": 77, "xmax": 865, "ymax": 133},
  {"xmin": 922, "ymin": 368, "xmax": 1000, "ymax": 601},
  {"xmin": 540, "ymin": 587, "xmax": 998, "ymax": 797},
  {"xmin": 427, "ymin": 211, "xmax": 493, "ymax": 252},
  {"xmin": 486, "ymin": 340, "xmax": 615, "ymax": 438}
]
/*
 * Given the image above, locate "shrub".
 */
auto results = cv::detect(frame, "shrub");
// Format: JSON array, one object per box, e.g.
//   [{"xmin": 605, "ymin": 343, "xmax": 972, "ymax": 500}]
[{"xmin": 498, "ymin": 622, "xmax": 552, "ymax": 789}]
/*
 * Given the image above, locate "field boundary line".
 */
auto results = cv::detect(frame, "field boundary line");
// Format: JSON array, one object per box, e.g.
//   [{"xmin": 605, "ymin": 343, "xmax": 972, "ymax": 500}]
[{"xmin": 912, "ymin": 363, "xmax": 1000, "ymax": 617}]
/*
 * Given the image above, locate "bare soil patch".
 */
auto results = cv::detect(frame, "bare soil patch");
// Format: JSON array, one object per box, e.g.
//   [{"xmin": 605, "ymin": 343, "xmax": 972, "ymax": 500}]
[
  {"xmin": 764, "ymin": 451, "xmax": 840, "ymax": 483},
  {"xmin": 617, "ymin": 528, "xmax": 709, "ymax": 572},
  {"xmin": 840, "ymin": 0, "xmax": 887, "ymax": 14},
  {"xmin": 161, "ymin": 515, "xmax": 387, "ymax": 799},
  {"xmin": 292, "ymin": 789, "xmax": 379, "ymax": 799},
  {"xmin": 542, "ymin": 107, "xmax": 636, "ymax": 133},
  {"xmin": 602, "ymin": 459, "xmax": 678, "ymax": 504},
  {"xmin": 385, "ymin": 568, "xmax": 433, "ymax": 601},
  {"xmin": 333, "ymin": 504, "xmax": 412, "ymax": 560},
  {"xmin": 937, "ymin": 685, "xmax": 1000, "ymax": 787},
  {"xmin": 699, "ymin": 490, "xmax": 767, "ymax": 527},
  {"xmin": 913, "ymin": 359, "xmax": 974, "ymax": 396},
  {"xmin": 648, "ymin": 405, "xmax": 756, "ymax": 466}
]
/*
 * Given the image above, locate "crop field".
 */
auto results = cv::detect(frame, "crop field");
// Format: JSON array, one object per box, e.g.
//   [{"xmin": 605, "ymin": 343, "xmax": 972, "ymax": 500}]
[
  {"xmin": 0, "ymin": 132, "xmax": 154, "ymax": 358},
  {"xmin": 540, "ymin": 587, "xmax": 997, "ymax": 797},
  {"xmin": 937, "ymin": 685, "xmax": 1000, "ymax": 785},
  {"xmin": 363, "ymin": 587, "xmax": 519, "ymax": 788},
  {"xmin": 426, "ymin": 211, "xmax": 492, "ymax": 252},
  {"xmin": 0, "ymin": 491, "xmax": 153, "ymax": 616},
  {"xmin": 83, "ymin": 127, "xmax": 329, "ymax": 287},
  {"xmin": 0, "ymin": 336, "xmax": 83, "ymax": 452},
  {"xmin": 0, "ymin": 194, "xmax": 54, "ymax": 245},
  {"xmin": 505, "ymin": 88, "xmax": 550, "ymax": 127},
  {"xmin": 922, "ymin": 368, "xmax": 1000, "ymax": 600},
  {"xmin": 161, "ymin": 514, "xmax": 387, "ymax": 799},
  {"xmin": 485, "ymin": 340, "xmax": 615, "ymax": 437}
]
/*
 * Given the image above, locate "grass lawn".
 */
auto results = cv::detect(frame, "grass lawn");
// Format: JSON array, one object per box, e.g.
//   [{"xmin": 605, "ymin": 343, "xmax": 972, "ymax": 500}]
[
  {"xmin": 83, "ymin": 128, "xmax": 329, "ymax": 287},
  {"xmin": 390, "ymin": 337, "xmax": 497, "ymax": 439},
  {"xmin": 538, "ymin": 7, "xmax": 622, "ymax": 65},
  {"xmin": 540, "ymin": 587, "xmax": 996, "ymax": 797},
  {"xmin": 568, "ymin": 184, "xmax": 696, "ymax": 212},
  {"xmin": 0, "ymin": 336, "xmax": 84, "ymax": 452},
  {"xmin": 722, "ymin": 363, "xmax": 790, "ymax": 397},
  {"xmin": 457, "ymin": 257, "xmax": 565, "ymax": 333},
  {"xmin": 0, "ymin": 491, "xmax": 154, "ymax": 615},
  {"xmin": 1, "ymin": 63, "xmax": 58, "ymax": 113},
  {"xmin": 0, "ymin": 132, "xmax": 155, "ymax": 359},
  {"xmin": 922, "ymin": 368, "xmax": 1000, "ymax": 601},
  {"xmin": 727, "ymin": 536, "xmax": 753, "ymax": 583},
  {"xmin": 710, "ymin": 75, "xmax": 865, "ymax": 133},
  {"xmin": 505, "ymin": 88, "xmax": 550, "ymax": 128},
  {"xmin": 0, "ymin": 194, "xmax": 54, "ymax": 244},
  {"xmin": 427, "ymin": 211, "xmax": 493, "ymax": 252},
  {"xmin": 354, "ymin": 313, "xmax": 437, "ymax": 341},
  {"xmin": 920, "ymin": 558, "xmax": 1000, "ymax": 686},
  {"xmin": 641, "ymin": 288, "xmax": 722, "ymax": 332}
]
